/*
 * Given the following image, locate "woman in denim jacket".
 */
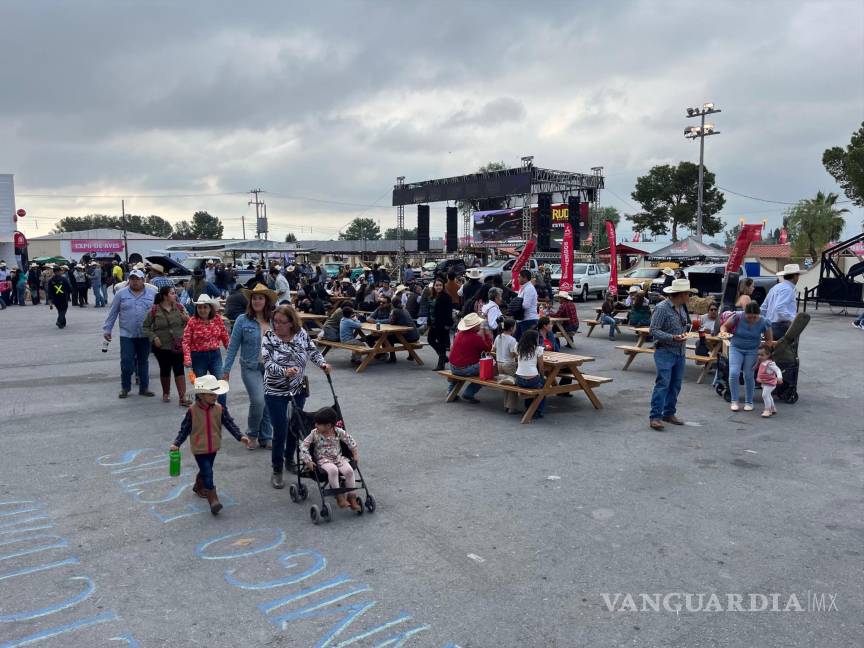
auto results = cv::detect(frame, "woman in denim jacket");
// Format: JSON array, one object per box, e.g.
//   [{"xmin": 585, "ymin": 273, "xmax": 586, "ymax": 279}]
[{"xmin": 223, "ymin": 284, "xmax": 276, "ymax": 450}]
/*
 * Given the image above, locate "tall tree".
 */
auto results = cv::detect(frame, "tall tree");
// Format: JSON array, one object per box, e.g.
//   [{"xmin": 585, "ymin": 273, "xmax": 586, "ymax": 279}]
[
  {"xmin": 822, "ymin": 122, "xmax": 864, "ymax": 207},
  {"xmin": 724, "ymin": 223, "xmax": 742, "ymax": 248},
  {"xmin": 383, "ymin": 227, "xmax": 418, "ymax": 240},
  {"xmin": 457, "ymin": 161, "xmax": 513, "ymax": 218},
  {"xmin": 339, "ymin": 218, "xmax": 381, "ymax": 240},
  {"xmin": 172, "ymin": 220, "xmax": 195, "ymax": 239},
  {"xmin": 785, "ymin": 191, "xmax": 848, "ymax": 260},
  {"xmin": 628, "ymin": 162, "xmax": 725, "ymax": 241},
  {"xmin": 54, "ymin": 213, "xmax": 173, "ymax": 237},
  {"xmin": 284, "ymin": 233, "xmax": 297, "ymax": 243},
  {"xmin": 190, "ymin": 211, "xmax": 223, "ymax": 239}
]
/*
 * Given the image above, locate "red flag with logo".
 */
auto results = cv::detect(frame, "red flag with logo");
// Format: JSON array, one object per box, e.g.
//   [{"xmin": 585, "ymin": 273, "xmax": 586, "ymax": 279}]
[
  {"xmin": 605, "ymin": 221, "xmax": 618, "ymax": 296},
  {"xmin": 559, "ymin": 224, "xmax": 574, "ymax": 292},
  {"xmin": 511, "ymin": 239, "xmax": 536, "ymax": 291},
  {"xmin": 726, "ymin": 224, "xmax": 763, "ymax": 272},
  {"xmin": 779, "ymin": 228, "xmax": 788, "ymax": 244}
]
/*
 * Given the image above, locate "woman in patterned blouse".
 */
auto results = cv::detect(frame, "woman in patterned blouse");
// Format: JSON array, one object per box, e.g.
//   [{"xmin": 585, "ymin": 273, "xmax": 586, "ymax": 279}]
[{"xmin": 263, "ymin": 304, "xmax": 331, "ymax": 489}]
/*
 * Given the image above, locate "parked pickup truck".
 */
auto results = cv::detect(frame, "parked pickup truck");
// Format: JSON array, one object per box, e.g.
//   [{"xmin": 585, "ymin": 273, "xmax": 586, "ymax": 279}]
[
  {"xmin": 685, "ymin": 263, "xmax": 778, "ymax": 303},
  {"xmin": 475, "ymin": 258, "xmax": 540, "ymax": 282},
  {"xmin": 550, "ymin": 262, "xmax": 611, "ymax": 301}
]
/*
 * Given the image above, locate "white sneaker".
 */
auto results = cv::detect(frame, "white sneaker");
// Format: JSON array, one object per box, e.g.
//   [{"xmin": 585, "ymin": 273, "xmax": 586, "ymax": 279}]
[
  {"xmin": 730, "ymin": 403, "xmax": 740, "ymax": 411},
  {"xmin": 744, "ymin": 404, "xmax": 754, "ymax": 411}
]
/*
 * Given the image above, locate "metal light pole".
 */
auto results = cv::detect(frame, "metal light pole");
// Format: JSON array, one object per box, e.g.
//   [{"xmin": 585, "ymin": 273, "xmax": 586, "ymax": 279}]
[{"xmin": 685, "ymin": 103, "xmax": 721, "ymax": 241}]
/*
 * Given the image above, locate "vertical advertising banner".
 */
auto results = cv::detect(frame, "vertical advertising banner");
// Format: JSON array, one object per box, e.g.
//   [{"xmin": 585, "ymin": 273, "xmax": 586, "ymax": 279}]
[
  {"xmin": 511, "ymin": 239, "xmax": 536, "ymax": 291},
  {"xmin": 559, "ymin": 223, "xmax": 574, "ymax": 292},
  {"xmin": 605, "ymin": 220, "xmax": 618, "ymax": 296},
  {"xmin": 726, "ymin": 224, "xmax": 763, "ymax": 272}
]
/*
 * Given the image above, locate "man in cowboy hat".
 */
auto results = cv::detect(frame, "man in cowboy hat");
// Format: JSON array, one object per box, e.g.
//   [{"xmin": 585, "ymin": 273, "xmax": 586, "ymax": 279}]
[
  {"xmin": 648, "ymin": 277, "xmax": 696, "ymax": 430},
  {"xmin": 461, "ymin": 267, "xmax": 484, "ymax": 309},
  {"xmin": 47, "ymin": 265, "xmax": 72, "ymax": 327},
  {"xmin": 147, "ymin": 263, "xmax": 174, "ymax": 290},
  {"xmin": 103, "ymin": 269, "xmax": 158, "ymax": 398},
  {"xmin": 86, "ymin": 261, "xmax": 105, "ymax": 307},
  {"xmin": 446, "ymin": 312, "xmax": 493, "ymax": 403},
  {"xmin": 27, "ymin": 262, "xmax": 41, "ymax": 305},
  {"xmin": 550, "ymin": 290, "xmax": 580, "ymax": 333},
  {"xmin": 661, "ymin": 267, "xmax": 675, "ymax": 290},
  {"xmin": 761, "ymin": 263, "xmax": 800, "ymax": 340}
]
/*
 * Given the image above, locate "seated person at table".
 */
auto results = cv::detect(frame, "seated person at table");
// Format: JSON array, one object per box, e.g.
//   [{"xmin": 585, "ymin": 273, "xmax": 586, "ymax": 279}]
[
  {"xmin": 367, "ymin": 295, "xmax": 393, "ymax": 323},
  {"xmin": 699, "ymin": 302, "xmax": 718, "ymax": 333},
  {"xmin": 623, "ymin": 285, "xmax": 640, "ymax": 307},
  {"xmin": 447, "ymin": 313, "xmax": 493, "ymax": 404},
  {"xmin": 538, "ymin": 316, "xmax": 573, "ymax": 395},
  {"xmin": 310, "ymin": 286, "xmax": 330, "ymax": 315},
  {"xmin": 321, "ymin": 308, "xmax": 343, "ymax": 342},
  {"xmin": 515, "ymin": 329, "xmax": 547, "ymax": 420},
  {"xmin": 494, "ymin": 317, "xmax": 521, "ymax": 414},
  {"xmin": 339, "ymin": 306, "xmax": 371, "ymax": 366},
  {"xmin": 550, "ymin": 291, "xmax": 579, "ymax": 333},
  {"xmin": 628, "ymin": 293, "xmax": 652, "ymax": 327},
  {"xmin": 599, "ymin": 294, "xmax": 619, "ymax": 340},
  {"xmin": 377, "ymin": 280, "xmax": 393, "ymax": 299},
  {"xmin": 388, "ymin": 299, "xmax": 420, "ymax": 343}
]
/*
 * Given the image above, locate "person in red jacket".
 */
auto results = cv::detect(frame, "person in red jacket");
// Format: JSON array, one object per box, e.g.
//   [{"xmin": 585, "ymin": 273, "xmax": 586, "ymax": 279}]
[
  {"xmin": 550, "ymin": 291, "xmax": 580, "ymax": 334},
  {"xmin": 183, "ymin": 295, "xmax": 230, "ymax": 405},
  {"xmin": 447, "ymin": 313, "xmax": 493, "ymax": 403}
]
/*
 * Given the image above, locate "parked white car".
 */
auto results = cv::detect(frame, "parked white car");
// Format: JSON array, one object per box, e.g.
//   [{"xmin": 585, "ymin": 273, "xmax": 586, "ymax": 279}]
[{"xmin": 550, "ymin": 262, "xmax": 611, "ymax": 301}]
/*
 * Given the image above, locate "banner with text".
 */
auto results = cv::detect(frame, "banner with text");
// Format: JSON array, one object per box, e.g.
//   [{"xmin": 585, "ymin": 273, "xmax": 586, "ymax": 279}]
[
  {"xmin": 71, "ymin": 239, "xmax": 124, "ymax": 253},
  {"xmin": 605, "ymin": 221, "xmax": 618, "ymax": 296},
  {"xmin": 559, "ymin": 223, "xmax": 574, "ymax": 292}
]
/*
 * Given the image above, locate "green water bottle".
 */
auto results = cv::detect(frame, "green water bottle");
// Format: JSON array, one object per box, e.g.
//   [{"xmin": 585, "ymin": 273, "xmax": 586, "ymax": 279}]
[{"xmin": 169, "ymin": 450, "xmax": 181, "ymax": 477}]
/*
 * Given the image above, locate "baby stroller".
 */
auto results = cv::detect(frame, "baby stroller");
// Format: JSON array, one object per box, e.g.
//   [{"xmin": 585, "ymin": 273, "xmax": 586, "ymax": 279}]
[{"xmin": 287, "ymin": 374, "xmax": 376, "ymax": 524}]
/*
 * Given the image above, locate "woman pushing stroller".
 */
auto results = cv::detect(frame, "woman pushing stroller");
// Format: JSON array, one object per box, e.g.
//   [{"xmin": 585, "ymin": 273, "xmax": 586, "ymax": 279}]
[{"xmin": 300, "ymin": 407, "xmax": 362, "ymax": 512}]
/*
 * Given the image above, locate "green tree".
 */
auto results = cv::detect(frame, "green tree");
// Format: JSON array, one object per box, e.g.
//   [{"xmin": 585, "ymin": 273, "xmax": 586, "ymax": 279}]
[
  {"xmin": 628, "ymin": 162, "xmax": 725, "ymax": 241},
  {"xmin": 339, "ymin": 217, "xmax": 381, "ymax": 240},
  {"xmin": 590, "ymin": 206, "xmax": 620, "ymax": 250},
  {"xmin": 822, "ymin": 122, "xmax": 864, "ymax": 207},
  {"xmin": 785, "ymin": 191, "xmax": 848, "ymax": 260},
  {"xmin": 383, "ymin": 227, "xmax": 418, "ymax": 240},
  {"xmin": 457, "ymin": 161, "xmax": 513, "ymax": 218},
  {"xmin": 190, "ymin": 211, "xmax": 223, "ymax": 239},
  {"xmin": 54, "ymin": 213, "xmax": 174, "ymax": 237},
  {"xmin": 284, "ymin": 233, "xmax": 297, "ymax": 243},
  {"xmin": 172, "ymin": 220, "xmax": 195, "ymax": 239},
  {"xmin": 724, "ymin": 223, "xmax": 742, "ymax": 248}
]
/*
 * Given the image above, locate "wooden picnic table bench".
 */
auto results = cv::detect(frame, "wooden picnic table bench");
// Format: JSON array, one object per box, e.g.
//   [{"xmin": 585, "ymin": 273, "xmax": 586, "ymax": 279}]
[
  {"xmin": 548, "ymin": 316, "xmax": 577, "ymax": 348},
  {"xmin": 315, "ymin": 322, "xmax": 425, "ymax": 373},
  {"xmin": 438, "ymin": 351, "xmax": 612, "ymax": 424},
  {"xmin": 615, "ymin": 328, "xmax": 722, "ymax": 383}
]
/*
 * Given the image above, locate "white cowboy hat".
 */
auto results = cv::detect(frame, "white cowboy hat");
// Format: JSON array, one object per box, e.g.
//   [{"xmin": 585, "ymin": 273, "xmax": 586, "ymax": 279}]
[
  {"xmin": 465, "ymin": 268, "xmax": 483, "ymax": 279},
  {"xmin": 395, "ymin": 284, "xmax": 408, "ymax": 293},
  {"xmin": 149, "ymin": 263, "xmax": 164, "ymax": 274},
  {"xmin": 193, "ymin": 294, "xmax": 216, "ymax": 306},
  {"xmin": 133, "ymin": 262, "xmax": 146, "ymax": 270},
  {"xmin": 362, "ymin": 266, "xmax": 371, "ymax": 271},
  {"xmin": 193, "ymin": 373, "xmax": 229, "ymax": 395},
  {"xmin": 457, "ymin": 312, "xmax": 485, "ymax": 331},
  {"xmin": 776, "ymin": 263, "xmax": 802, "ymax": 277},
  {"xmin": 340, "ymin": 277, "xmax": 352, "ymax": 283},
  {"xmin": 556, "ymin": 290, "xmax": 573, "ymax": 301},
  {"xmin": 628, "ymin": 285, "xmax": 641, "ymax": 294},
  {"xmin": 285, "ymin": 265, "xmax": 295, "ymax": 272},
  {"xmin": 662, "ymin": 268, "xmax": 675, "ymax": 276},
  {"xmin": 663, "ymin": 278, "xmax": 697, "ymax": 294}
]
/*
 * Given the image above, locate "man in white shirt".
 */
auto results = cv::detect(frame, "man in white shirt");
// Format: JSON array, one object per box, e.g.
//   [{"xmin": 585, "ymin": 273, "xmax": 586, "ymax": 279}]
[
  {"xmin": 270, "ymin": 267, "xmax": 291, "ymax": 304},
  {"xmin": 761, "ymin": 263, "xmax": 799, "ymax": 340},
  {"xmin": 515, "ymin": 268, "xmax": 538, "ymax": 340}
]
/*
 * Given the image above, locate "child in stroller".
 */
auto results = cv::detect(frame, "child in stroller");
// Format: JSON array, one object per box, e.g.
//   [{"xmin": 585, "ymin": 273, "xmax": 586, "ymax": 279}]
[{"xmin": 300, "ymin": 407, "xmax": 363, "ymax": 514}]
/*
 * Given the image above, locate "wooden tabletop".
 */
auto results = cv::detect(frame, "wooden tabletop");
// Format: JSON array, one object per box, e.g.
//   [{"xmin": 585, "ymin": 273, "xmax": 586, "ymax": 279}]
[
  {"xmin": 548, "ymin": 317, "xmax": 568, "ymax": 323},
  {"xmin": 299, "ymin": 313, "xmax": 327, "ymax": 321},
  {"xmin": 542, "ymin": 351, "xmax": 594, "ymax": 366},
  {"xmin": 360, "ymin": 322, "xmax": 413, "ymax": 334}
]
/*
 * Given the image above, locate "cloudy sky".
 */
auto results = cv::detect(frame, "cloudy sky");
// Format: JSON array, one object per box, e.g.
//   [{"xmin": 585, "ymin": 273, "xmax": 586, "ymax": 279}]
[{"xmin": 2, "ymin": 0, "xmax": 862, "ymax": 242}]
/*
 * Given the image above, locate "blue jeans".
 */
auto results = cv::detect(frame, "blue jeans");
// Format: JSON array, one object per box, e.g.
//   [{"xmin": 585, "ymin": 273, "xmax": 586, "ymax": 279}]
[
  {"xmin": 17, "ymin": 283, "xmax": 26, "ymax": 305},
  {"xmin": 771, "ymin": 321, "xmax": 791, "ymax": 341},
  {"xmin": 93, "ymin": 284, "xmax": 105, "ymax": 307},
  {"xmin": 650, "ymin": 348, "xmax": 685, "ymax": 420},
  {"xmin": 191, "ymin": 350, "xmax": 226, "ymax": 406},
  {"xmin": 600, "ymin": 314, "xmax": 618, "ymax": 338},
  {"xmin": 194, "ymin": 452, "xmax": 217, "ymax": 491},
  {"xmin": 265, "ymin": 393, "xmax": 307, "ymax": 473},
  {"xmin": 100, "ymin": 283, "xmax": 109, "ymax": 305},
  {"xmin": 241, "ymin": 364, "xmax": 273, "ymax": 443},
  {"xmin": 515, "ymin": 319, "xmax": 538, "ymax": 340},
  {"xmin": 729, "ymin": 346, "xmax": 758, "ymax": 404},
  {"xmin": 120, "ymin": 336, "xmax": 151, "ymax": 392},
  {"xmin": 450, "ymin": 363, "xmax": 482, "ymax": 398},
  {"xmin": 516, "ymin": 374, "xmax": 546, "ymax": 416},
  {"xmin": 855, "ymin": 312, "xmax": 864, "ymax": 325}
]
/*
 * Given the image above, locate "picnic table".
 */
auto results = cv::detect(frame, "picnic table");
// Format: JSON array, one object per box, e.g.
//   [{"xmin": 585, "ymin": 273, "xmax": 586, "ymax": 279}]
[
  {"xmin": 548, "ymin": 316, "xmax": 576, "ymax": 348},
  {"xmin": 326, "ymin": 296, "xmax": 354, "ymax": 316},
  {"xmin": 299, "ymin": 312, "xmax": 327, "ymax": 329},
  {"xmin": 315, "ymin": 322, "xmax": 425, "ymax": 373},
  {"xmin": 440, "ymin": 351, "xmax": 612, "ymax": 424},
  {"xmin": 616, "ymin": 328, "xmax": 721, "ymax": 383}
]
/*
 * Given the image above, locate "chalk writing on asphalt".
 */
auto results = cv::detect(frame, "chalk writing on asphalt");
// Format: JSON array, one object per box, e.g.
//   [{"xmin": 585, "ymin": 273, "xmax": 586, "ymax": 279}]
[
  {"xmin": 96, "ymin": 447, "xmax": 236, "ymax": 523},
  {"xmin": 0, "ymin": 499, "xmax": 140, "ymax": 648}
]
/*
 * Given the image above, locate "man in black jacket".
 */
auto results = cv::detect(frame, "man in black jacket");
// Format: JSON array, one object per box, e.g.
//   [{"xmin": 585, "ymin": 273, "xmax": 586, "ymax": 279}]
[{"xmin": 47, "ymin": 266, "xmax": 72, "ymax": 328}]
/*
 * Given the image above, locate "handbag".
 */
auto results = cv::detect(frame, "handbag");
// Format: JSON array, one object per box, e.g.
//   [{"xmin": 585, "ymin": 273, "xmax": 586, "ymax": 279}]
[{"xmin": 479, "ymin": 353, "xmax": 495, "ymax": 381}]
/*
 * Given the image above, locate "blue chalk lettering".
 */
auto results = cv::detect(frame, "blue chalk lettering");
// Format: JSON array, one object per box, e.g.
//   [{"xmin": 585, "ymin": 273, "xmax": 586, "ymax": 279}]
[
  {"xmin": 96, "ymin": 448, "xmax": 154, "ymax": 466},
  {"xmin": 148, "ymin": 494, "xmax": 237, "ymax": 524},
  {"xmin": 0, "ymin": 514, "xmax": 51, "ymax": 532},
  {"xmin": 195, "ymin": 528, "xmax": 286, "ymax": 560},
  {"xmin": 0, "ymin": 557, "xmax": 80, "ymax": 582},
  {"xmin": 0, "ymin": 501, "xmax": 44, "ymax": 518},
  {"xmin": 132, "ymin": 480, "xmax": 193, "ymax": 504},
  {"xmin": 109, "ymin": 633, "xmax": 142, "ymax": 646},
  {"xmin": 260, "ymin": 575, "xmax": 364, "ymax": 616},
  {"xmin": 225, "ymin": 550, "xmax": 326, "ymax": 590},
  {"xmin": 110, "ymin": 457, "xmax": 165, "ymax": 475},
  {"xmin": 0, "ymin": 535, "xmax": 67, "ymax": 562},
  {"xmin": 268, "ymin": 596, "xmax": 373, "ymax": 643},
  {"xmin": 365, "ymin": 624, "xmax": 431, "ymax": 648},
  {"xmin": 0, "ymin": 611, "xmax": 117, "ymax": 648},
  {"xmin": 0, "ymin": 576, "xmax": 94, "ymax": 622}
]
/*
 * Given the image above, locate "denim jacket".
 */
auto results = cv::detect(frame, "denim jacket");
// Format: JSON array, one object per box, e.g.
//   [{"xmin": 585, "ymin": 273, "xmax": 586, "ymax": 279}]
[{"xmin": 223, "ymin": 314, "xmax": 264, "ymax": 372}]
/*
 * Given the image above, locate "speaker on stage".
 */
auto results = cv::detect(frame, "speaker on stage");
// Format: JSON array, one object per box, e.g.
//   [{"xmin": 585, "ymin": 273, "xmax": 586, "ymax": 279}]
[
  {"xmin": 446, "ymin": 206, "xmax": 458, "ymax": 253},
  {"xmin": 537, "ymin": 193, "xmax": 552, "ymax": 251},
  {"xmin": 417, "ymin": 205, "xmax": 430, "ymax": 252},
  {"xmin": 568, "ymin": 196, "xmax": 582, "ymax": 248}
]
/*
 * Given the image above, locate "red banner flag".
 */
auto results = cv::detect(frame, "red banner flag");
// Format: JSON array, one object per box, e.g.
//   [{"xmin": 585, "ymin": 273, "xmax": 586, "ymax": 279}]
[
  {"xmin": 559, "ymin": 224, "xmax": 574, "ymax": 292},
  {"xmin": 605, "ymin": 220, "xmax": 618, "ymax": 296},
  {"xmin": 726, "ymin": 223, "xmax": 763, "ymax": 272},
  {"xmin": 511, "ymin": 239, "xmax": 536, "ymax": 291},
  {"xmin": 779, "ymin": 228, "xmax": 788, "ymax": 244}
]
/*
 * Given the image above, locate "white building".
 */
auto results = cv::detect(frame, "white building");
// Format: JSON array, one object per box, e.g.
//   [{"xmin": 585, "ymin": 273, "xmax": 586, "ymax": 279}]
[
  {"xmin": 0, "ymin": 174, "xmax": 17, "ymax": 263},
  {"xmin": 27, "ymin": 228, "xmax": 170, "ymax": 262}
]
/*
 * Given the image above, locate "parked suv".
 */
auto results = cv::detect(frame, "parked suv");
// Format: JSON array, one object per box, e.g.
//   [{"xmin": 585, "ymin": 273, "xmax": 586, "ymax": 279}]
[{"xmin": 550, "ymin": 263, "xmax": 611, "ymax": 301}]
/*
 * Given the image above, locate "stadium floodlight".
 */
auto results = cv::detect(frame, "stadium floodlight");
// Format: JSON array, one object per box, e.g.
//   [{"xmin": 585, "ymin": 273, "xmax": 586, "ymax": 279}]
[{"xmin": 684, "ymin": 103, "xmax": 723, "ymax": 241}]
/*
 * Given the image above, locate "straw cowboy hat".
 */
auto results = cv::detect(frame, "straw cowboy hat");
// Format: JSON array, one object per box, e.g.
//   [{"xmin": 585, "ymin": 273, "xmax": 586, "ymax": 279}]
[
  {"xmin": 663, "ymin": 278, "xmax": 697, "ymax": 294},
  {"xmin": 395, "ymin": 284, "xmax": 408, "ymax": 293},
  {"xmin": 149, "ymin": 263, "xmax": 165, "ymax": 274},
  {"xmin": 285, "ymin": 265, "xmax": 295, "ymax": 272},
  {"xmin": 465, "ymin": 268, "xmax": 483, "ymax": 280},
  {"xmin": 242, "ymin": 282, "xmax": 277, "ymax": 303},
  {"xmin": 776, "ymin": 263, "xmax": 802, "ymax": 277},
  {"xmin": 457, "ymin": 312, "xmax": 485, "ymax": 331},
  {"xmin": 193, "ymin": 373, "xmax": 230, "ymax": 395},
  {"xmin": 628, "ymin": 285, "xmax": 641, "ymax": 294},
  {"xmin": 556, "ymin": 291, "xmax": 573, "ymax": 301},
  {"xmin": 662, "ymin": 267, "xmax": 675, "ymax": 277}
]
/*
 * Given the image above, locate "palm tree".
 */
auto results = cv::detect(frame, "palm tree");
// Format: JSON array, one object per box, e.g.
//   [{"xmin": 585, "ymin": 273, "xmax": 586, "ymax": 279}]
[{"xmin": 784, "ymin": 191, "xmax": 848, "ymax": 260}]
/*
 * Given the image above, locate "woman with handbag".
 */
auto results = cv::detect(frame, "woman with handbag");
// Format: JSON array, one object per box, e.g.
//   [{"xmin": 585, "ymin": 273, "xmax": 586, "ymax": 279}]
[
  {"xmin": 143, "ymin": 285, "xmax": 192, "ymax": 405},
  {"xmin": 427, "ymin": 278, "xmax": 453, "ymax": 371}
]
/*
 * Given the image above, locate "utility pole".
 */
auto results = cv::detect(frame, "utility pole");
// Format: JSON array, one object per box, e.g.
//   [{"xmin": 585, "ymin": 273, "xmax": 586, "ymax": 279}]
[
  {"xmin": 685, "ymin": 103, "xmax": 722, "ymax": 241},
  {"xmin": 121, "ymin": 199, "xmax": 128, "ymax": 264},
  {"xmin": 248, "ymin": 188, "xmax": 265, "ymax": 239},
  {"xmin": 241, "ymin": 213, "xmax": 246, "ymax": 239}
]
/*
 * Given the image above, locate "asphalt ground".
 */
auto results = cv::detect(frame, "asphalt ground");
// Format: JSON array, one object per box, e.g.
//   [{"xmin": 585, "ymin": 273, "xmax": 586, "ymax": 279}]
[{"xmin": 0, "ymin": 296, "xmax": 862, "ymax": 647}]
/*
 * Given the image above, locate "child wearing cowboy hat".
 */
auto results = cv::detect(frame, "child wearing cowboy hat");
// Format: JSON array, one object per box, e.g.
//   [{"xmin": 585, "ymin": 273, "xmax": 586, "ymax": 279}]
[{"xmin": 170, "ymin": 374, "xmax": 252, "ymax": 515}]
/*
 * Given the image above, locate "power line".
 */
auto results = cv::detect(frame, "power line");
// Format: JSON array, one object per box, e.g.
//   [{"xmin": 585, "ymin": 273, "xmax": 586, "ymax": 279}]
[{"xmin": 718, "ymin": 186, "xmax": 853, "ymax": 206}]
